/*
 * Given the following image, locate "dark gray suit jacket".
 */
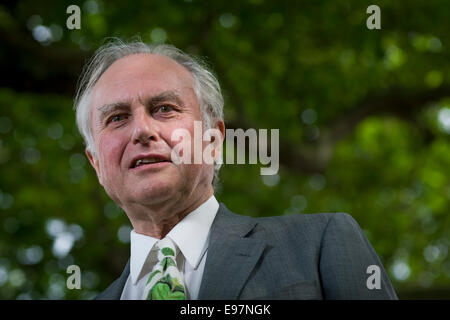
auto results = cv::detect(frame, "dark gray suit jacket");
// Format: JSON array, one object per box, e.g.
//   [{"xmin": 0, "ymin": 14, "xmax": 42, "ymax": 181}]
[{"xmin": 96, "ymin": 203, "xmax": 398, "ymax": 300}]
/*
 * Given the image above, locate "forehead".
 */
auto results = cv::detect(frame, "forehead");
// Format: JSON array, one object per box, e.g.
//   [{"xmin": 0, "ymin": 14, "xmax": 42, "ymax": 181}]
[{"xmin": 91, "ymin": 53, "xmax": 195, "ymax": 110}]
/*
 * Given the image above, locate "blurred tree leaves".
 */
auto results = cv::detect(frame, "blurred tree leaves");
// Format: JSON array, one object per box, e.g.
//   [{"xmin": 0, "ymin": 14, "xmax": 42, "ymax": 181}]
[{"xmin": 1, "ymin": 0, "xmax": 450, "ymax": 299}]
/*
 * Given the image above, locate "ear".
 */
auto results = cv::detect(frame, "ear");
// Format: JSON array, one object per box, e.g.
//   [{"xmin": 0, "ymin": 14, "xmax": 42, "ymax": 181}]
[
  {"xmin": 215, "ymin": 119, "xmax": 225, "ymax": 139},
  {"xmin": 212, "ymin": 119, "xmax": 225, "ymax": 161},
  {"xmin": 85, "ymin": 148, "xmax": 103, "ymax": 186}
]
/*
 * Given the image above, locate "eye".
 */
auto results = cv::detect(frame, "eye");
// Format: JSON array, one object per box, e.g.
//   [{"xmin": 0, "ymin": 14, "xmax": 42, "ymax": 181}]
[
  {"xmin": 158, "ymin": 105, "xmax": 175, "ymax": 113},
  {"xmin": 108, "ymin": 114, "xmax": 128, "ymax": 124}
]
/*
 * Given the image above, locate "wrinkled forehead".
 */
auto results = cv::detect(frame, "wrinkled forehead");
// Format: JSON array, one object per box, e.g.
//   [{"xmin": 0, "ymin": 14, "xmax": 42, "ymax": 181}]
[{"xmin": 90, "ymin": 53, "xmax": 196, "ymax": 110}]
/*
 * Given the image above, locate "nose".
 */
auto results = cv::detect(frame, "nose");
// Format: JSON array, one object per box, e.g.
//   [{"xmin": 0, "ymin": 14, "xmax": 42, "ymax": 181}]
[{"xmin": 131, "ymin": 107, "xmax": 159, "ymax": 145}]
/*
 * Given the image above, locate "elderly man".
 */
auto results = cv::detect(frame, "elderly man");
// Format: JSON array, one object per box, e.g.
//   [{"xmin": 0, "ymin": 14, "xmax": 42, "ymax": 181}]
[{"xmin": 74, "ymin": 39, "xmax": 397, "ymax": 300}]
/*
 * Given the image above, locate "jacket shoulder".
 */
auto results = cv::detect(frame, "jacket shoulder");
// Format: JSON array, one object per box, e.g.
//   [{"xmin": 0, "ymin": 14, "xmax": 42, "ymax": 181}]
[{"xmin": 94, "ymin": 260, "xmax": 130, "ymax": 300}]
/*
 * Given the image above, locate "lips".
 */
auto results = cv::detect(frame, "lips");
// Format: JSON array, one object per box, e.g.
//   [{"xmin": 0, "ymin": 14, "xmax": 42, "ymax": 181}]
[{"xmin": 129, "ymin": 154, "xmax": 171, "ymax": 169}]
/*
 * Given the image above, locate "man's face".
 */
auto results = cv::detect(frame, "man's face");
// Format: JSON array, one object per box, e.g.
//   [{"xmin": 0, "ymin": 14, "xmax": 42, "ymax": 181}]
[{"xmin": 86, "ymin": 54, "xmax": 218, "ymax": 210}]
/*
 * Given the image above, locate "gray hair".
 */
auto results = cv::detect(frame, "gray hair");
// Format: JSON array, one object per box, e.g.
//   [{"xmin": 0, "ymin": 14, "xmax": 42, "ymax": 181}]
[{"xmin": 74, "ymin": 38, "xmax": 224, "ymax": 186}]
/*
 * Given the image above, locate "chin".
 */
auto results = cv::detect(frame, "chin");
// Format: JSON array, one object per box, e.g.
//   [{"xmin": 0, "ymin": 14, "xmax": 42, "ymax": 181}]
[{"xmin": 133, "ymin": 179, "xmax": 179, "ymax": 204}]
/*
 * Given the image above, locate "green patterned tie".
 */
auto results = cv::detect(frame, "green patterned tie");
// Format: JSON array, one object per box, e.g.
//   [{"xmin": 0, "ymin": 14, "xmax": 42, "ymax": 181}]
[{"xmin": 143, "ymin": 237, "xmax": 186, "ymax": 300}]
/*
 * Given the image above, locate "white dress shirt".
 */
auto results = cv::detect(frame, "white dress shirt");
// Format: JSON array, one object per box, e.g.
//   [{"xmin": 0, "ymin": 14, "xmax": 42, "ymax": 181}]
[{"xmin": 120, "ymin": 195, "xmax": 219, "ymax": 300}]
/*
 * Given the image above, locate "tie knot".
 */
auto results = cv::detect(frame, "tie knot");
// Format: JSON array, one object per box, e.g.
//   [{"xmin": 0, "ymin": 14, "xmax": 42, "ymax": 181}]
[
  {"xmin": 144, "ymin": 236, "xmax": 186, "ymax": 300},
  {"xmin": 156, "ymin": 237, "xmax": 177, "ymax": 259}
]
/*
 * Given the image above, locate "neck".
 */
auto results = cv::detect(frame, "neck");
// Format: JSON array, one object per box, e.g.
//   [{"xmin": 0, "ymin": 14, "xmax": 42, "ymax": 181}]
[{"xmin": 125, "ymin": 186, "xmax": 214, "ymax": 239}]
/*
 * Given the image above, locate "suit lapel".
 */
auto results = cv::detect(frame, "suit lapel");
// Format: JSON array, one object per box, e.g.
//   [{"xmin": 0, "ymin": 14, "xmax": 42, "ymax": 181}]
[{"xmin": 197, "ymin": 203, "xmax": 266, "ymax": 299}]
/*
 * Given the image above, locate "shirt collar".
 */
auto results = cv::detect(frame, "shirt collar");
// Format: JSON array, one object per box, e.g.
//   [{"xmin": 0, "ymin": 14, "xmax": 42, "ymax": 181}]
[{"xmin": 129, "ymin": 195, "xmax": 219, "ymax": 285}]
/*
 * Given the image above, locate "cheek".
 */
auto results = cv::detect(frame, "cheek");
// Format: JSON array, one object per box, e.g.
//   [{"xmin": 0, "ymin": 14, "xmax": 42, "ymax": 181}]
[
  {"xmin": 164, "ymin": 122, "xmax": 194, "ymax": 150},
  {"xmin": 97, "ymin": 133, "xmax": 128, "ymax": 172},
  {"xmin": 165, "ymin": 119, "xmax": 217, "ymax": 165}
]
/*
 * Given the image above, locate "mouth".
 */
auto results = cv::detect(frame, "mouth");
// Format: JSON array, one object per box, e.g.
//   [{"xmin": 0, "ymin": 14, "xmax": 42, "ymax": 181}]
[{"xmin": 130, "ymin": 156, "xmax": 171, "ymax": 169}]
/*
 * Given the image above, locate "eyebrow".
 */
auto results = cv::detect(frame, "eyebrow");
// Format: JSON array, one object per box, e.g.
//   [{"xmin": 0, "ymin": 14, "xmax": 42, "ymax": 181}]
[
  {"xmin": 97, "ymin": 102, "xmax": 129, "ymax": 121},
  {"xmin": 97, "ymin": 91, "xmax": 185, "ymax": 121}
]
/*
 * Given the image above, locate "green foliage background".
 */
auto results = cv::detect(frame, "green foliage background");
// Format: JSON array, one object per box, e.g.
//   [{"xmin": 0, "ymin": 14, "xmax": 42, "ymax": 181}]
[{"xmin": 0, "ymin": 0, "xmax": 449, "ymax": 299}]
